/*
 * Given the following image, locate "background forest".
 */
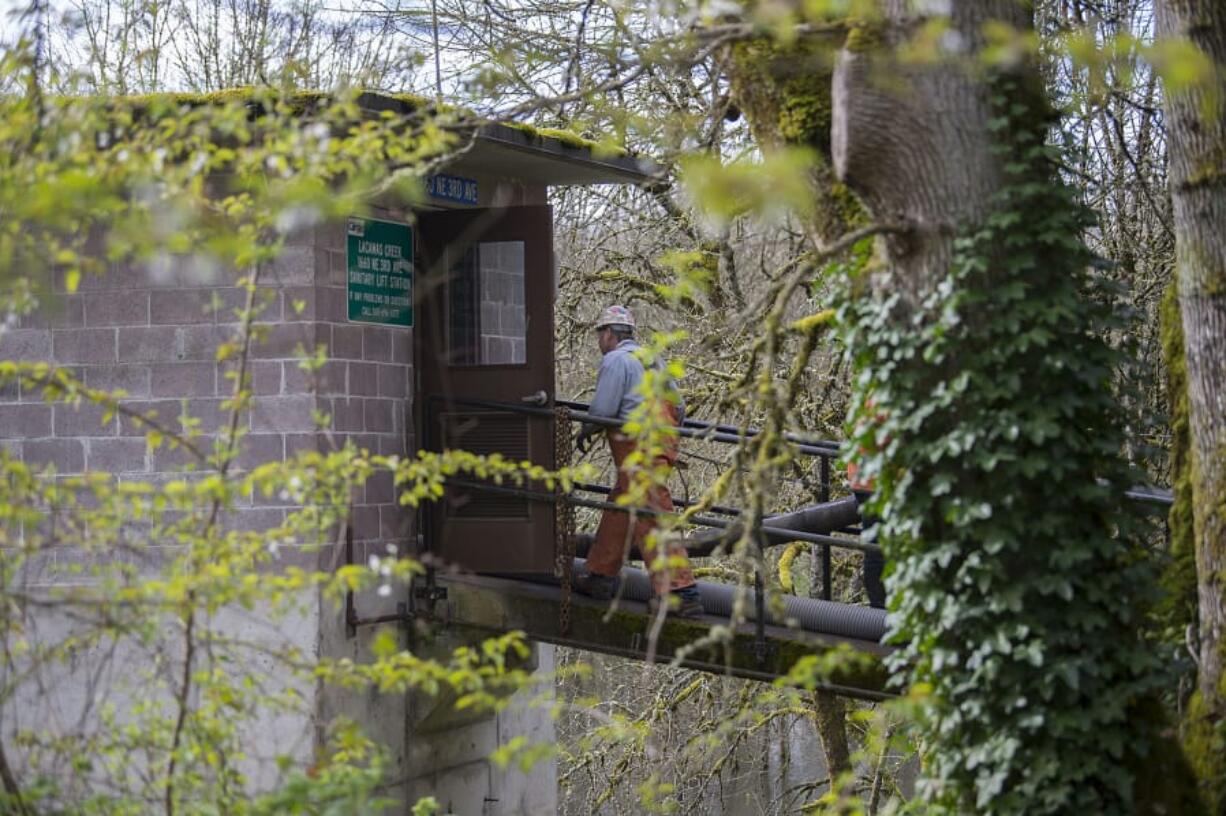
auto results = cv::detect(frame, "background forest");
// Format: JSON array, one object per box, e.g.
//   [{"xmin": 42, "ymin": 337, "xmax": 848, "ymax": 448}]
[{"xmin": 1, "ymin": 0, "xmax": 1223, "ymax": 814}]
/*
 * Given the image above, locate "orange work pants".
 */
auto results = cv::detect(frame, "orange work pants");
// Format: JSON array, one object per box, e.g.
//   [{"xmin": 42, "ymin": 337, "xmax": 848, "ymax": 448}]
[{"xmin": 586, "ymin": 406, "xmax": 696, "ymax": 595}]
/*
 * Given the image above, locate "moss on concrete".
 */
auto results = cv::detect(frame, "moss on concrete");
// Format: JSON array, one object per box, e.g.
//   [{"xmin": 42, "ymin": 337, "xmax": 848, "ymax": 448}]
[
  {"xmin": 503, "ymin": 121, "xmax": 629, "ymax": 157},
  {"xmin": 386, "ymin": 91, "xmax": 435, "ymax": 110},
  {"xmin": 122, "ymin": 87, "xmax": 332, "ymax": 112},
  {"xmin": 123, "ymin": 88, "xmax": 439, "ymax": 113},
  {"xmin": 438, "ymin": 574, "xmax": 889, "ymax": 694},
  {"xmin": 581, "ymin": 603, "xmax": 888, "ymax": 693}
]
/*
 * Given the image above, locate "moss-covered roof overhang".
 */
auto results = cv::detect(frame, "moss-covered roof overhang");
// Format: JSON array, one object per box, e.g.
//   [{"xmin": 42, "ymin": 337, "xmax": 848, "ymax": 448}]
[
  {"xmin": 126, "ymin": 87, "xmax": 657, "ymax": 186},
  {"xmin": 355, "ymin": 91, "xmax": 657, "ymax": 186}
]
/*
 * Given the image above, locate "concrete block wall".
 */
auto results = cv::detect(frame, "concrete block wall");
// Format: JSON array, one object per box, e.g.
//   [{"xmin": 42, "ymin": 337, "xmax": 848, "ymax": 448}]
[
  {"xmin": 4, "ymin": 599, "xmax": 321, "ymax": 794},
  {"xmin": 0, "ymin": 218, "xmax": 418, "ymax": 795},
  {"xmin": 0, "ymin": 221, "xmax": 414, "ymax": 567},
  {"xmin": 406, "ymin": 638, "xmax": 559, "ymax": 815},
  {"xmin": 2, "ymin": 196, "xmax": 560, "ymax": 814},
  {"xmin": 305, "ymin": 216, "xmax": 415, "ymax": 563}
]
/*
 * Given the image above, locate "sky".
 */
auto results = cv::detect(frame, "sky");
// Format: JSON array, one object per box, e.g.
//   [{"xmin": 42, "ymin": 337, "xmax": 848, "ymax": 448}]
[{"xmin": 0, "ymin": 0, "xmax": 33, "ymax": 46}]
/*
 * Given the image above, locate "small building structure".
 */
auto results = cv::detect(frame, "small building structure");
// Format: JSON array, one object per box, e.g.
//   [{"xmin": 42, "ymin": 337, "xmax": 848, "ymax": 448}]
[{"xmin": 0, "ymin": 92, "xmax": 653, "ymax": 814}]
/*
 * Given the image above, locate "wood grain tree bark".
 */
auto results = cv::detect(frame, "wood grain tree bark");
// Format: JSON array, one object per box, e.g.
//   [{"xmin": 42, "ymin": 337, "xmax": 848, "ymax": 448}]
[
  {"xmin": 1157, "ymin": 1, "xmax": 1226, "ymax": 810},
  {"xmin": 831, "ymin": 2, "xmax": 1024, "ymax": 303}
]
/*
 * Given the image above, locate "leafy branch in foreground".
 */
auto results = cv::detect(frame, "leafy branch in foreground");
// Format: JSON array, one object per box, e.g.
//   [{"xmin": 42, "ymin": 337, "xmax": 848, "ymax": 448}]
[{"xmin": 0, "ymin": 53, "xmax": 584, "ymax": 812}]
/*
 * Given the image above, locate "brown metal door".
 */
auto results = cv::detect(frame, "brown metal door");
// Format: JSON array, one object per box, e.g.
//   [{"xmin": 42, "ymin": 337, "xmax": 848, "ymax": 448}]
[{"xmin": 417, "ymin": 206, "xmax": 555, "ymax": 574}]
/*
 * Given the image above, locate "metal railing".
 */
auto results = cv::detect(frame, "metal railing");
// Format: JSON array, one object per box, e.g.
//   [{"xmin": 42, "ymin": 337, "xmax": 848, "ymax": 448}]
[
  {"xmin": 419, "ymin": 393, "xmax": 1176, "ymax": 664},
  {"xmin": 426, "ymin": 393, "xmax": 870, "ymax": 610},
  {"xmin": 426, "ymin": 393, "xmax": 1175, "ymax": 598}
]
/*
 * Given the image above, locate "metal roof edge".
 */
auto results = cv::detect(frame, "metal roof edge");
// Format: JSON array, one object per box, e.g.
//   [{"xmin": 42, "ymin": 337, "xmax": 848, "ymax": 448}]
[{"xmin": 474, "ymin": 122, "xmax": 661, "ymax": 184}]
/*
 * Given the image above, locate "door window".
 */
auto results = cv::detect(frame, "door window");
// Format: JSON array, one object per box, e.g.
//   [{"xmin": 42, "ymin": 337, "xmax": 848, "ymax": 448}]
[{"xmin": 447, "ymin": 241, "xmax": 526, "ymax": 365}]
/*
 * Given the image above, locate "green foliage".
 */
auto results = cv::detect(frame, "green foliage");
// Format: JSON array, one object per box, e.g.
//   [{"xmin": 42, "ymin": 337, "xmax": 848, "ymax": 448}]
[
  {"xmin": 0, "ymin": 362, "xmax": 560, "ymax": 810},
  {"xmin": 777, "ymin": 645, "xmax": 878, "ymax": 692},
  {"xmin": 410, "ymin": 797, "xmax": 440, "ymax": 816},
  {"xmin": 244, "ymin": 722, "xmax": 393, "ymax": 815},
  {"xmin": 1145, "ymin": 36, "xmax": 1220, "ymax": 113},
  {"xmin": 679, "ymin": 148, "xmax": 819, "ymax": 227},
  {"xmin": 838, "ymin": 73, "xmax": 1167, "ymax": 814},
  {"xmin": 490, "ymin": 735, "xmax": 558, "ymax": 773},
  {"xmin": 0, "ymin": 83, "xmax": 450, "ymax": 307},
  {"xmin": 654, "ymin": 250, "xmax": 719, "ymax": 307}
]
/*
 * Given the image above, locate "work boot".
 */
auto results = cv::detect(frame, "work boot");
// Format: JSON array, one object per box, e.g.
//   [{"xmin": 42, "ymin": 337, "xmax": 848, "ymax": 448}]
[
  {"xmin": 572, "ymin": 570, "xmax": 617, "ymax": 601},
  {"xmin": 648, "ymin": 587, "xmax": 704, "ymax": 619}
]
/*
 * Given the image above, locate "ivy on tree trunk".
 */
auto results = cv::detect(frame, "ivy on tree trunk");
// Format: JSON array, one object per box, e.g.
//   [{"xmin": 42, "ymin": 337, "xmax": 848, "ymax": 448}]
[{"xmin": 832, "ymin": 2, "xmax": 1197, "ymax": 812}]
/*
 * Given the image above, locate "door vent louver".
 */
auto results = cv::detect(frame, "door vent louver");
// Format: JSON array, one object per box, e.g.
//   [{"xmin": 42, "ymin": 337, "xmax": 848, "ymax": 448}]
[{"xmin": 441, "ymin": 411, "xmax": 531, "ymax": 519}]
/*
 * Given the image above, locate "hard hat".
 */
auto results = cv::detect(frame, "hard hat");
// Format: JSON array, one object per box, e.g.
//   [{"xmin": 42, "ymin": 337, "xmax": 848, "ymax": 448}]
[{"xmin": 595, "ymin": 304, "xmax": 636, "ymax": 331}]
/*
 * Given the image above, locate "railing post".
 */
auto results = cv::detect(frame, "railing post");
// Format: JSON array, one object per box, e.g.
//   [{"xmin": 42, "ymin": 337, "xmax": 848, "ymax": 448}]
[
  {"xmin": 820, "ymin": 455, "xmax": 832, "ymax": 601},
  {"xmin": 754, "ymin": 526, "xmax": 769, "ymax": 667}
]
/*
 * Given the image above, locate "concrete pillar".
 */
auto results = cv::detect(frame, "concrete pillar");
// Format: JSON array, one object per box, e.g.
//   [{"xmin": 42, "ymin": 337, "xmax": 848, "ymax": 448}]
[{"xmin": 404, "ymin": 639, "xmax": 559, "ymax": 815}]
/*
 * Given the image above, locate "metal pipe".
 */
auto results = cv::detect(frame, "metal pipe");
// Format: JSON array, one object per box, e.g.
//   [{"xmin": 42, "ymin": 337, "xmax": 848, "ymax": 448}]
[
  {"xmin": 684, "ymin": 496, "xmax": 862, "ymax": 553},
  {"xmin": 574, "ymin": 481, "xmax": 743, "ymax": 517},
  {"xmin": 556, "ymin": 398, "xmax": 842, "ymax": 453},
  {"xmin": 445, "ymin": 477, "xmax": 883, "ymax": 556},
  {"xmin": 763, "ymin": 496, "xmax": 862, "ymax": 536},
  {"xmin": 434, "ymin": 571, "xmax": 894, "ymax": 699},
  {"xmin": 548, "ymin": 557, "xmax": 888, "ymax": 643}
]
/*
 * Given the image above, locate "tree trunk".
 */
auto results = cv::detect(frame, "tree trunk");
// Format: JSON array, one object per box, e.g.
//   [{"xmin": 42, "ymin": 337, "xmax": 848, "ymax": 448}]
[
  {"xmin": 810, "ymin": 690, "xmax": 851, "ymax": 783},
  {"xmin": 829, "ymin": 2, "xmax": 1196, "ymax": 812},
  {"xmin": 831, "ymin": 3, "xmax": 1024, "ymax": 301},
  {"xmin": 1158, "ymin": 1, "xmax": 1226, "ymax": 810},
  {"xmin": 1158, "ymin": 283, "xmax": 1200, "ymax": 671}
]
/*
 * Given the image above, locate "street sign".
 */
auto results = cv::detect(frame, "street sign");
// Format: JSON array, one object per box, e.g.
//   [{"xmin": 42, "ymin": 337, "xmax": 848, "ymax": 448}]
[
  {"xmin": 347, "ymin": 216, "xmax": 413, "ymax": 327},
  {"xmin": 426, "ymin": 174, "xmax": 479, "ymax": 205}
]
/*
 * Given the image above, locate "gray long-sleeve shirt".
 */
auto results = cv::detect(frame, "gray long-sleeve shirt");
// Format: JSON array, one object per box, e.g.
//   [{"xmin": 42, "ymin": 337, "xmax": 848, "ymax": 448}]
[{"xmin": 588, "ymin": 339, "xmax": 684, "ymax": 421}]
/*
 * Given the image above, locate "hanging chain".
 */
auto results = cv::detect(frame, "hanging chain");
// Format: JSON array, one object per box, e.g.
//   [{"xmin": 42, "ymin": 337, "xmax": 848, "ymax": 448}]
[{"xmin": 554, "ymin": 405, "xmax": 575, "ymax": 636}]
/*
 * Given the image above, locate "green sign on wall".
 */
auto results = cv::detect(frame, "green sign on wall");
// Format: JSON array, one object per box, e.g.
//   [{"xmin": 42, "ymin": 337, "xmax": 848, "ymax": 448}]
[{"xmin": 346, "ymin": 216, "xmax": 413, "ymax": 327}]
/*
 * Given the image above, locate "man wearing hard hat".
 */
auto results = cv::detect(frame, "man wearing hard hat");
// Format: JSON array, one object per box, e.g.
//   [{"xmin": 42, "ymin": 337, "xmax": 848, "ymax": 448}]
[{"xmin": 573, "ymin": 305, "xmax": 703, "ymax": 617}]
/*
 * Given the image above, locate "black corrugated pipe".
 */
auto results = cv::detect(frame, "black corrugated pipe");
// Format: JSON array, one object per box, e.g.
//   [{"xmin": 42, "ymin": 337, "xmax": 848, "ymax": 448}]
[
  {"xmin": 767, "ymin": 496, "xmax": 862, "ymax": 535},
  {"xmin": 675, "ymin": 495, "xmax": 863, "ymax": 556},
  {"xmin": 555, "ymin": 558, "xmax": 887, "ymax": 643},
  {"xmin": 571, "ymin": 496, "xmax": 862, "ymax": 559}
]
